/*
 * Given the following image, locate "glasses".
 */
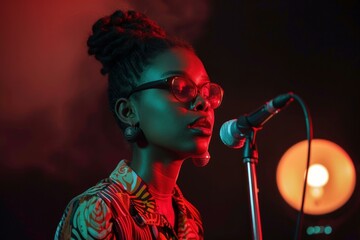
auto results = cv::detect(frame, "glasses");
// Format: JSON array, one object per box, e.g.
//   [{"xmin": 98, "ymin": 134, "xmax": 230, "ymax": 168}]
[{"xmin": 127, "ymin": 76, "xmax": 224, "ymax": 109}]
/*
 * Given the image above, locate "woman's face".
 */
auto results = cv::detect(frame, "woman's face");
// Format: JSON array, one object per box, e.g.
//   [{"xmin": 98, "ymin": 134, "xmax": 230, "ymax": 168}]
[{"xmin": 133, "ymin": 48, "xmax": 216, "ymax": 159}]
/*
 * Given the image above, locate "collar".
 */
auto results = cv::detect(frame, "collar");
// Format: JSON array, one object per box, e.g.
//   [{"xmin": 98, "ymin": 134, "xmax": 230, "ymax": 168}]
[{"xmin": 109, "ymin": 160, "xmax": 188, "ymax": 228}]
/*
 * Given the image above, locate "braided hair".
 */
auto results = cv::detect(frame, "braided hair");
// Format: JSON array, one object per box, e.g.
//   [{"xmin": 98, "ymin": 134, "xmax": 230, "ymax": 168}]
[{"xmin": 87, "ymin": 10, "xmax": 194, "ymax": 131}]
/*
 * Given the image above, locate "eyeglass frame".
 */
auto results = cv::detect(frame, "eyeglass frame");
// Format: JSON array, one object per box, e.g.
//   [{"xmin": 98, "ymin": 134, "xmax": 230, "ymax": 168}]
[{"xmin": 126, "ymin": 76, "xmax": 224, "ymax": 109}]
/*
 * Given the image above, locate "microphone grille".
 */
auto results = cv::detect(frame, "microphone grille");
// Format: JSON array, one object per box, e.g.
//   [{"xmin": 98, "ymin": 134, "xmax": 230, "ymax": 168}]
[{"xmin": 219, "ymin": 119, "xmax": 245, "ymax": 148}]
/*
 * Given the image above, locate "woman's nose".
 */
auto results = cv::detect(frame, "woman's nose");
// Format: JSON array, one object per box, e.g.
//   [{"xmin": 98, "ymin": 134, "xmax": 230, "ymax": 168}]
[{"xmin": 192, "ymin": 94, "xmax": 210, "ymax": 111}]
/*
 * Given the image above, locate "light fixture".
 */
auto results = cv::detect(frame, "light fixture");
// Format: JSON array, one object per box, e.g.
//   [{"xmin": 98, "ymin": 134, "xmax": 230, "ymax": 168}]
[{"xmin": 276, "ymin": 139, "xmax": 356, "ymax": 215}]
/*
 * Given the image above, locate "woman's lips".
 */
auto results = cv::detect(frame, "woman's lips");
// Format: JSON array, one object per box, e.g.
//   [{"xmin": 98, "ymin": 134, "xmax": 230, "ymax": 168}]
[{"xmin": 188, "ymin": 117, "xmax": 213, "ymax": 136}]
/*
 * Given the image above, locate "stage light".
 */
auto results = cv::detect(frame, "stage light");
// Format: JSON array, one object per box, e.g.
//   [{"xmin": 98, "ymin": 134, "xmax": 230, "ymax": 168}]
[{"xmin": 276, "ymin": 139, "xmax": 356, "ymax": 215}]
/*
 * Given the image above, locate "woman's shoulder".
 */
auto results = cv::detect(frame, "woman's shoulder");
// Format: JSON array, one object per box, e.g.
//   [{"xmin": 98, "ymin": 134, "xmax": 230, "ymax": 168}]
[{"xmin": 55, "ymin": 178, "xmax": 131, "ymax": 239}]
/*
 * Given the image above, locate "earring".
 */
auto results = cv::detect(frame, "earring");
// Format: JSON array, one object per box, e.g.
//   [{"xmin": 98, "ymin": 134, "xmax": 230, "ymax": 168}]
[
  {"xmin": 124, "ymin": 123, "xmax": 142, "ymax": 143},
  {"xmin": 191, "ymin": 151, "xmax": 211, "ymax": 167}
]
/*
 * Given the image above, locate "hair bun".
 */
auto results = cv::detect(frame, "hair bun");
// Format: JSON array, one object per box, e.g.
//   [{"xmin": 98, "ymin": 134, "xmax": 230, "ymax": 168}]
[
  {"xmin": 87, "ymin": 10, "xmax": 166, "ymax": 75},
  {"xmin": 96, "ymin": 10, "xmax": 166, "ymax": 38}
]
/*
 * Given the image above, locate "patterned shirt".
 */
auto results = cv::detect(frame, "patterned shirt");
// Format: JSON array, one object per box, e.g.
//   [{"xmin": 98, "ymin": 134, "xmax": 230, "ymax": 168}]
[{"xmin": 55, "ymin": 160, "xmax": 204, "ymax": 239}]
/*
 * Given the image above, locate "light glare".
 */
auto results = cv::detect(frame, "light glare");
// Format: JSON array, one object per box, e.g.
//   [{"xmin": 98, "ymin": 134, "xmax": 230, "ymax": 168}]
[{"xmin": 307, "ymin": 164, "xmax": 329, "ymax": 187}]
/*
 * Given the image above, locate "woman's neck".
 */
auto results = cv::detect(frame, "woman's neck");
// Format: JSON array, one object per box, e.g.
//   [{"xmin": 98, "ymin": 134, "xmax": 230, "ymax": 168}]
[
  {"xmin": 129, "ymin": 148, "xmax": 184, "ymax": 228},
  {"xmin": 130, "ymin": 149, "xmax": 184, "ymax": 195},
  {"xmin": 149, "ymin": 161, "xmax": 183, "ymax": 195}
]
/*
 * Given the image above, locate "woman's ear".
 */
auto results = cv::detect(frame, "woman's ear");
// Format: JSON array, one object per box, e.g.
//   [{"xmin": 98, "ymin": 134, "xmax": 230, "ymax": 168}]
[{"xmin": 114, "ymin": 98, "xmax": 138, "ymax": 125}]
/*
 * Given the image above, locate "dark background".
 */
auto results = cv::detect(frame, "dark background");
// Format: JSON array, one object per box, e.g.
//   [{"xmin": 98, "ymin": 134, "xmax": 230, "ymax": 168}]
[{"xmin": 1, "ymin": 0, "xmax": 359, "ymax": 239}]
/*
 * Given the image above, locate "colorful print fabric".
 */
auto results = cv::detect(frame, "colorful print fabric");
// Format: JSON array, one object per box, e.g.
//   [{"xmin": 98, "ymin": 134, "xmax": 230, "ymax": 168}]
[{"xmin": 55, "ymin": 160, "xmax": 204, "ymax": 239}]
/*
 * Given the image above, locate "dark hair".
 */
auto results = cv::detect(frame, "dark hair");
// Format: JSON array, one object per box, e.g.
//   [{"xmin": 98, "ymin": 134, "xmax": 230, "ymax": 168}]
[{"xmin": 87, "ymin": 10, "xmax": 194, "ymax": 131}]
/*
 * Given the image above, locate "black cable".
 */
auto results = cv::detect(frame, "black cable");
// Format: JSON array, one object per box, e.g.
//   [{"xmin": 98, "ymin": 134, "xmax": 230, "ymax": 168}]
[{"xmin": 290, "ymin": 93, "xmax": 313, "ymax": 240}]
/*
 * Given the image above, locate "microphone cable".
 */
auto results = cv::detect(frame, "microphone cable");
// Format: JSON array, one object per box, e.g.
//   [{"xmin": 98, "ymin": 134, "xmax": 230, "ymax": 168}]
[{"xmin": 290, "ymin": 93, "xmax": 313, "ymax": 240}]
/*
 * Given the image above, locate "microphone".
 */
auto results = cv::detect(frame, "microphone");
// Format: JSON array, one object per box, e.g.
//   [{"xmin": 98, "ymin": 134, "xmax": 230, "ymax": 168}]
[{"xmin": 219, "ymin": 93, "xmax": 294, "ymax": 148}]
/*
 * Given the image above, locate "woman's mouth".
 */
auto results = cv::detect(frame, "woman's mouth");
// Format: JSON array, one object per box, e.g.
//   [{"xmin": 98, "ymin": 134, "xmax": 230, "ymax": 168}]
[{"xmin": 188, "ymin": 117, "xmax": 213, "ymax": 136}]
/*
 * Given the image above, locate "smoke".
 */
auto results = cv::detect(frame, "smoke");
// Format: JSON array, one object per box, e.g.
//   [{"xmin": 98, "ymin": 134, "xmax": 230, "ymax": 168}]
[
  {"xmin": 131, "ymin": 0, "xmax": 210, "ymax": 41},
  {"xmin": 0, "ymin": 0, "xmax": 210, "ymax": 182}
]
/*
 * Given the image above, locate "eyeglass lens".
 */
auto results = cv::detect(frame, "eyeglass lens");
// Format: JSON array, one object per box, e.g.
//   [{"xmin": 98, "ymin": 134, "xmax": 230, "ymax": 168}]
[{"xmin": 171, "ymin": 77, "xmax": 222, "ymax": 108}]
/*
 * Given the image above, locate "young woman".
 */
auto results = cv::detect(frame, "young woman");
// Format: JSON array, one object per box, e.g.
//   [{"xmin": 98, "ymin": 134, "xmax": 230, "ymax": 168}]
[{"xmin": 55, "ymin": 9, "xmax": 223, "ymax": 239}]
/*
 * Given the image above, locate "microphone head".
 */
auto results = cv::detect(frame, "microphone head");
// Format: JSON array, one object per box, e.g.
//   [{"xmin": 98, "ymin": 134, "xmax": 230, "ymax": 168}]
[{"xmin": 219, "ymin": 119, "xmax": 246, "ymax": 148}]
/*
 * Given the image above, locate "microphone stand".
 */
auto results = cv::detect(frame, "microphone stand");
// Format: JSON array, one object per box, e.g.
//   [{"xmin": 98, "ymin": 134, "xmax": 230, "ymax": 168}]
[{"xmin": 243, "ymin": 129, "xmax": 263, "ymax": 240}]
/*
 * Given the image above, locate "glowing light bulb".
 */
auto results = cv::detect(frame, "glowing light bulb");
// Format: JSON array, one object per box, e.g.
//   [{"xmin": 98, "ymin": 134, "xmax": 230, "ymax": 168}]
[
  {"xmin": 307, "ymin": 164, "xmax": 329, "ymax": 187},
  {"xmin": 277, "ymin": 139, "xmax": 356, "ymax": 215}
]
